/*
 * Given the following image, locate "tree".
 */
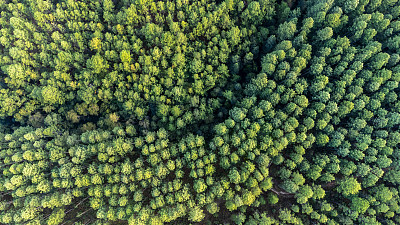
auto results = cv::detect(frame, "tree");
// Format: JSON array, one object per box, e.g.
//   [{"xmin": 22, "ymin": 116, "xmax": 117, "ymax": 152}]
[
  {"xmin": 316, "ymin": 133, "xmax": 329, "ymax": 146},
  {"xmin": 295, "ymin": 185, "xmax": 313, "ymax": 204},
  {"xmin": 194, "ymin": 179, "xmax": 207, "ymax": 193},
  {"xmin": 47, "ymin": 207, "xmax": 65, "ymax": 225},
  {"xmin": 281, "ymin": 180, "xmax": 299, "ymax": 194},
  {"xmin": 88, "ymin": 54, "xmax": 109, "ymax": 74},
  {"xmin": 316, "ymin": 27, "xmax": 333, "ymax": 41},
  {"xmin": 230, "ymin": 107, "xmax": 247, "ymax": 122},
  {"xmin": 351, "ymin": 197, "xmax": 370, "ymax": 214},
  {"xmin": 120, "ymin": 50, "xmax": 132, "ymax": 63},
  {"xmin": 188, "ymin": 206, "xmax": 204, "ymax": 222},
  {"xmin": 277, "ymin": 21, "xmax": 297, "ymax": 41},
  {"xmin": 229, "ymin": 169, "xmax": 241, "ymax": 184},
  {"xmin": 337, "ymin": 177, "xmax": 361, "ymax": 196},
  {"xmin": 374, "ymin": 185, "xmax": 393, "ymax": 203},
  {"xmin": 41, "ymin": 86, "xmax": 64, "ymax": 105},
  {"xmin": 242, "ymin": 190, "xmax": 256, "ymax": 206},
  {"xmin": 90, "ymin": 37, "xmax": 102, "ymax": 51}
]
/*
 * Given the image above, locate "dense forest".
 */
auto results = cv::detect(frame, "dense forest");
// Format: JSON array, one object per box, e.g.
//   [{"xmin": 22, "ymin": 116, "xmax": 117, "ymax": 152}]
[{"xmin": 0, "ymin": 0, "xmax": 400, "ymax": 224}]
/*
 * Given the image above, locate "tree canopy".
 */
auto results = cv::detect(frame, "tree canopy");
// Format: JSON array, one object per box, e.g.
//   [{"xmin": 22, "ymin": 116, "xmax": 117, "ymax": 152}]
[{"xmin": 0, "ymin": 0, "xmax": 400, "ymax": 224}]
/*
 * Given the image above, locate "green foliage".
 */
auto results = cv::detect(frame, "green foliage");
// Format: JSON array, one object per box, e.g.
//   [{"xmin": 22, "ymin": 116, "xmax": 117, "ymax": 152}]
[
  {"xmin": 337, "ymin": 177, "xmax": 361, "ymax": 196},
  {"xmin": 0, "ymin": 0, "xmax": 399, "ymax": 224},
  {"xmin": 351, "ymin": 197, "xmax": 370, "ymax": 214},
  {"xmin": 268, "ymin": 192, "xmax": 279, "ymax": 205},
  {"xmin": 188, "ymin": 206, "xmax": 205, "ymax": 222}
]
